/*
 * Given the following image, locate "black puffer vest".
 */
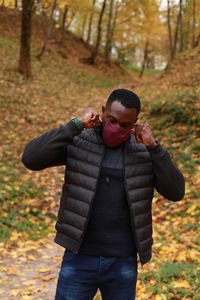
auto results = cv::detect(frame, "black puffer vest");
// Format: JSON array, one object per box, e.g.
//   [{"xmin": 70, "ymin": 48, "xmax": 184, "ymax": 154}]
[{"xmin": 55, "ymin": 126, "xmax": 154, "ymax": 266}]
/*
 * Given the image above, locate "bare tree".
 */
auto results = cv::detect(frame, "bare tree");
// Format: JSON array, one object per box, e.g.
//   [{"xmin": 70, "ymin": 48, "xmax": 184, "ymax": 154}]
[
  {"xmin": 139, "ymin": 39, "xmax": 149, "ymax": 78},
  {"xmin": 87, "ymin": 0, "xmax": 107, "ymax": 64},
  {"xmin": 105, "ymin": 0, "xmax": 114, "ymax": 63},
  {"xmin": 105, "ymin": 0, "xmax": 119, "ymax": 64},
  {"xmin": 37, "ymin": 0, "xmax": 57, "ymax": 60},
  {"xmin": 19, "ymin": 0, "xmax": 34, "ymax": 78},
  {"xmin": 0, "ymin": 0, "xmax": 5, "ymax": 10},
  {"xmin": 66, "ymin": 11, "xmax": 76, "ymax": 29},
  {"xmin": 179, "ymin": 0, "xmax": 183, "ymax": 52},
  {"xmin": 86, "ymin": 0, "xmax": 96, "ymax": 45},
  {"xmin": 172, "ymin": 1, "xmax": 182, "ymax": 59},
  {"xmin": 60, "ymin": 4, "xmax": 68, "ymax": 44},
  {"xmin": 192, "ymin": 0, "xmax": 196, "ymax": 47},
  {"xmin": 167, "ymin": 0, "xmax": 173, "ymax": 59},
  {"xmin": 81, "ymin": 13, "xmax": 88, "ymax": 40}
]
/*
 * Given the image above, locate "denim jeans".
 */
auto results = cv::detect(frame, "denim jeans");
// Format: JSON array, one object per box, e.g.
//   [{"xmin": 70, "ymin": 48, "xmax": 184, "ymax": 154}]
[{"xmin": 55, "ymin": 249, "xmax": 138, "ymax": 300}]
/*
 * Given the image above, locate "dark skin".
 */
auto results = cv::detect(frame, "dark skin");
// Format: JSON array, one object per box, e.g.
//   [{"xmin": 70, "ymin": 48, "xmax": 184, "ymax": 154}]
[{"xmin": 79, "ymin": 101, "xmax": 157, "ymax": 147}]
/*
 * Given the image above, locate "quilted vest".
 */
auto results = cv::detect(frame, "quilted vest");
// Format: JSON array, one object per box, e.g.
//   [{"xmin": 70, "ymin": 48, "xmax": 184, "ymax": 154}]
[{"xmin": 55, "ymin": 126, "xmax": 154, "ymax": 266}]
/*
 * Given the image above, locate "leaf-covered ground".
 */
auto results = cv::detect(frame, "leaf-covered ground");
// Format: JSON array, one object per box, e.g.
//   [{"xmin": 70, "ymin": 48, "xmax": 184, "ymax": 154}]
[{"xmin": 0, "ymin": 9, "xmax": 200, "ymax": 300}]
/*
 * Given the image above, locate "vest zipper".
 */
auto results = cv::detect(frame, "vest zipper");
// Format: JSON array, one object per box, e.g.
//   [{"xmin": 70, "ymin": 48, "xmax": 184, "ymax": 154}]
[
  {"xmin": 74, "ymin": 146, "xmax": 106, "ymax": 254},
  {"xmin": 122, "ymin": 146, "xmax": 143, "ymax": 267}
]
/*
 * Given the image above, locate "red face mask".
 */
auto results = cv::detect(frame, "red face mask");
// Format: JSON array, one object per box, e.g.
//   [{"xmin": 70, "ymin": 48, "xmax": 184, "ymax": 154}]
[{"xmin": 102, "ymin": 122, "xmax": 131, "ymax": 148}]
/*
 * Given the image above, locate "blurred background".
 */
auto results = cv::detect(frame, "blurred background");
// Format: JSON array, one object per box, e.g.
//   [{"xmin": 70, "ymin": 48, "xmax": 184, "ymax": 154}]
[{"xmin": 0, "ymin": 0, "xmax": 199, "ymax": 299}]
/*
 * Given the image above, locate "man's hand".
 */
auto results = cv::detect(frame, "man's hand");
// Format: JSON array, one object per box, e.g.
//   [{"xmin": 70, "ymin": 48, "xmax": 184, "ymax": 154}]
[
  {"xmin": 131, "ymin": 123, "xmax": 157, "ymax": 146},
  {"xmin": 79, "ymin": 108, "xmax": 102, "ymax": 128}
]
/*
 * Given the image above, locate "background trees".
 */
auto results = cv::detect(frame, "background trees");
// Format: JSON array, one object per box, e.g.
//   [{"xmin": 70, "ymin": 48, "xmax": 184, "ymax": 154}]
[{"xmin": 1, "ymin": 0, "xmax": 199, "ymax": 77}]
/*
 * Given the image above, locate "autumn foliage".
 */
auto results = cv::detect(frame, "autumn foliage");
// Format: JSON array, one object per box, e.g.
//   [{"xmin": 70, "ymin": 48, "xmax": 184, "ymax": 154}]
[{"xmin": 0, "ymin": 4, "xmax": 199, "ymax": 300}]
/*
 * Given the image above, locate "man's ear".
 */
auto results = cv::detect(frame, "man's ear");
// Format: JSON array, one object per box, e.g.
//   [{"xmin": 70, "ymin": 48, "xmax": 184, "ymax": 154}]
[{"xmin": 131, "ymin": 117, "xmax": 139, "ymax": 128}]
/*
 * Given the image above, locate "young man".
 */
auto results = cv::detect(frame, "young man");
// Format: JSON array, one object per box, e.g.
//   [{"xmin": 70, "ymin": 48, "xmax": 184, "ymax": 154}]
[{"xmin": 22, "ymin": 89, "xmax": 185, "ymax": 300}]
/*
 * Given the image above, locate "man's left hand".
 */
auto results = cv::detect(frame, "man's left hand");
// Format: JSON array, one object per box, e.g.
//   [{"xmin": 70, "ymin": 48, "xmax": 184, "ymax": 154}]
[{"xmin": 131, "ymin": 123, "xmax": 157, "ymax": 147}]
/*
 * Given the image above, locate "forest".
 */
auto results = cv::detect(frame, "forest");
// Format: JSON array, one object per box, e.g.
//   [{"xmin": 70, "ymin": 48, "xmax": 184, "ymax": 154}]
[{"xmin": 0, "ymin": 0, "xmax": 199, "ymax": 299}]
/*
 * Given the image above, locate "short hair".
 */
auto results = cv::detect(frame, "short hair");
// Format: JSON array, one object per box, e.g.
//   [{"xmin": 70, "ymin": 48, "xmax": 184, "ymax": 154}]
[{"xmin": 106, "ymin": 89, "xmax": 141, "ymax": 113}]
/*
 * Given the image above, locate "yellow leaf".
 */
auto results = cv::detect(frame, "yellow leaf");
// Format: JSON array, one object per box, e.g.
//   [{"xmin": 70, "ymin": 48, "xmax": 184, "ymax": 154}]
[
  {"xmin": 172, "ymin": 280, "xmax": 190, "ymax": 288},
  {"xmin": 155, "ymin": 295, "xmax": 162, "ymax": 300},
  {"xmin": 39, "ymin": 267, "xmax": 51, "ymax": 273},
  {"xmin": 6, "ymin": 267, "xmax": 18, "ymax": 275}
]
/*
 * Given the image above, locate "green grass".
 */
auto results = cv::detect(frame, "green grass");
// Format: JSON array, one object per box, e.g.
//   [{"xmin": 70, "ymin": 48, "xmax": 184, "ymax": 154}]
[
  {"xmin": 121, "ymin": 60, "xmax": 163, "ymax": 76},
  {"xmin": 0, "ymin": 157, "xmax": 53, "ymax": 242},
  {"xmin": 140, "ymin": 262, "xmax": 199, "ymax": 298},
  {"xmin": 148, "ymin": 91, "xmax": 200, "ymax": 177}
]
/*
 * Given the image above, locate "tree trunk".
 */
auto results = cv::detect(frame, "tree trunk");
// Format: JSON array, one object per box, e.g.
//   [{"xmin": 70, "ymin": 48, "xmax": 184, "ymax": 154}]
[
  {"xmin": 192, "ymin": 0, "xmax": 196, "ymax": 47},
  {"xmin": 88, "ymin": 0, "xmax": 107, "ymax": 64},
  {"xmin": 179, "ymin": 0, "xmax": 183, "ymax": 52},
  {"xmin": 19, "ymin": 0, "xmax": 34, "ymax": 78},
  {"xmin": 61, "ymin": 5, "xmax": 68, "ymax": 30},
  {"xmin": 60, "ymin": 4, "xmax": 68, "ymax": 44},
  {"xmin": 15, "ymin": 0, "xmax": 18, "ymax": 9},
  {"xmin": 139, "ymin": 40, "xmax": 149, "ymax": 78},
  {"xmin": 105, "ymin": 0, "xmax": 114, "ymax": 64},
  {"xmin": 37, "ymin": 0, "xmax": 57, "ymax": 60},
  {"xmin": 108, "ymin": 0, "xmax": 119, "ymax": 64},
  {"xmin": 86, "ymin": 0, "xmax": 96, "ymax": 45},
  {"xmin": 193, "ymin": 33, "xmax": 200, "ymax": 47},
  {"xmin": 172, "ymin": 1, "xmax": 182, "ymax": 59},
  {"xmin": 0, "ymin": 0, "xmax": 5, "ymax": 10},
  {"xmin": 167, "ymin": 0, "xmax": 173, "ymax": 59},
  {"xmin": 66, "ymin": 11, "xmax": 76, "ymax": 29},
  {"xmin": 81, "ymin": 13, "xmax": 87, "ymax": 40}
]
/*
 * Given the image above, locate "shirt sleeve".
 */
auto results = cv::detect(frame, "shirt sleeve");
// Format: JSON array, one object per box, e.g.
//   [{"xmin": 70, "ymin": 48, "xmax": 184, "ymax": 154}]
[
  {"xmin": 21, "ymin": 120, "xmax": 83, "ymax": 171},
  {"xmin": 146, "ymin": 142, "xmax": 185, "ymax": 201}
]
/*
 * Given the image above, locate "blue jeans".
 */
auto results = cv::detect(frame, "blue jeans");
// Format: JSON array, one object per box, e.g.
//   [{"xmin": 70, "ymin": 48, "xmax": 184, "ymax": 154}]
[{"xmin": 55, "ymin": 250, "xmax": 138, "ymax": 300}]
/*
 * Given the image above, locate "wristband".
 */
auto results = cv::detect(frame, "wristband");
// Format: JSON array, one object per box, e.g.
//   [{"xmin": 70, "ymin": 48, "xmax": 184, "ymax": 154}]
[{"xmin": 72, "ymin": 118, "xmax": 84, "ymax": 130}]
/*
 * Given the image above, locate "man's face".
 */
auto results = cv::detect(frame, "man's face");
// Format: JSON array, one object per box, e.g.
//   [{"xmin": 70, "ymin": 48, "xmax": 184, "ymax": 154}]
[{"xmin": 102, "ymin": 101, "xmax": 138, "ymax": 129}]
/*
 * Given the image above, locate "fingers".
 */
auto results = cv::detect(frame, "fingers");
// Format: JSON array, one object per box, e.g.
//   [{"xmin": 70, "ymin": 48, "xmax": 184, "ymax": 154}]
[
  {"xmin": 132, "ymin": 123, "xmax": 150, "ymax": 143},
  {"xmin": 89, "ymin": 113, "xmax": 101, "ymax": 127}
]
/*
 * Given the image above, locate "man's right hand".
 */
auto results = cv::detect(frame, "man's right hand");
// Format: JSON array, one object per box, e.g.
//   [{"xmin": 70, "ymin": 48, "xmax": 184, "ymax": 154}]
[{"xmin": 79, "ymin": 108, "xmax": 102, "ymax": 128}]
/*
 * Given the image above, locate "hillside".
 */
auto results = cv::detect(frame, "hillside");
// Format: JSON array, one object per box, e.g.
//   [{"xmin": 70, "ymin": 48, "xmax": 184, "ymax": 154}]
[{"xmin": 0, "ymin": 8, "xmax": 199, "ymax": 300}]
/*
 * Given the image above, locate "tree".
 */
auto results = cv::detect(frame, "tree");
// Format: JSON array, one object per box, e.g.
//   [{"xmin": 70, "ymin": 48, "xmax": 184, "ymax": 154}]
[
  {"xmin": 37, "ymin": 0, "xmax": 57, "ymax": 60},
  {"xmin": 167, "ymin": 0, "xmax": 173, "ymax": 59},
  {"xmin": 87, "ymin": 0, "xmax": 107, "ymax": 64},
  {"xmin": 0, "ymin": 0, "xmax": 5, "ymax": 10},
  {"xmin": 60, "ymin": 4, "xmax": 68, "ymax": 44},
  {"xmin": 192, "ymin": 0, "xmax": 196, "ymax": 47},
  {"xmin": 139, "ymin": 39, "xmax": 149, "ymax": 78},
  {"xmin": 104, "ymin": 0, "xmax": 116, "ymax": 64},
  {"xmin": 86, "ymin": 0, "xmax": 96, "ymax": 45},
  {"xmin": 19, "ymin": 0, "xmax": 34, "ymax": 78}
]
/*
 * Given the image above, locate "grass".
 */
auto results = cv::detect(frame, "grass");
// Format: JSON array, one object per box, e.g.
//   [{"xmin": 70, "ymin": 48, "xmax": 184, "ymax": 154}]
[{"xmin": 121, "ymin": 60, "xmax": 164, "ymax": 76}]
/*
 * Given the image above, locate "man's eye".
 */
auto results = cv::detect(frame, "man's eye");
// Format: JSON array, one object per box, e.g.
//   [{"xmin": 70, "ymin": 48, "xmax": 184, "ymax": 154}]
[
  {"xmin": 110, "ymin": 119, "xmax": 117, "ymax": 124},
  {"xmin": 121, "ymin": 124, "xmax": 132, "ymax": 128}
]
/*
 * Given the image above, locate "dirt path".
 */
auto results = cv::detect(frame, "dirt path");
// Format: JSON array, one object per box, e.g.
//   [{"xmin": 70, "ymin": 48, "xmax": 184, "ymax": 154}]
[
  {"xmin": 0, "ymin": 236, "xmax": 62, "ymax": 299},
  {"xmin": 0, "ymin": 235, "xmax": 102, "ymax": 300}
]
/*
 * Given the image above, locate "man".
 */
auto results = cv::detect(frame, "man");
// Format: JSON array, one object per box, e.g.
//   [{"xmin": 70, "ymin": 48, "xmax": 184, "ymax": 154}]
[{"xmin": 22, "ymin": 89, "xmax": 185, "ymax": 300}]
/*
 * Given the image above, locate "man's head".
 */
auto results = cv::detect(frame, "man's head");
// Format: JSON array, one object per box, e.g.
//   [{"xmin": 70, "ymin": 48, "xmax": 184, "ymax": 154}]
[
  {"xmin": 102, "ymin": 89, "xmax": 141, "ymax": 129},
  {"xmin": 101, "ymin": 89, "xmax": 141, "ymax": 147}
]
